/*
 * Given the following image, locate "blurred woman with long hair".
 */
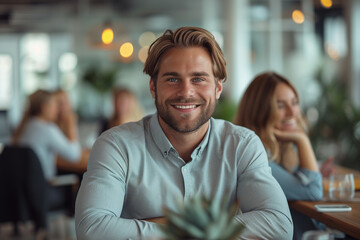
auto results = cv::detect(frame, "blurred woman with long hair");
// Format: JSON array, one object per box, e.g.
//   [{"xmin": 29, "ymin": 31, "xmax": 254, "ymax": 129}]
[
  {"xmin": 12, "ymin": 90, "xmax": 81, "ymax": 236},
  {"xmin": 12, "ymin": 89, "xmax": 81, "ymax": 180},
  {"xmin": 234, "ymin": 72, "xmax": 323, "ymax": 239},
  {"xmin": 100, "ymin": 88, "xmax": 144, "ymax": 133}
]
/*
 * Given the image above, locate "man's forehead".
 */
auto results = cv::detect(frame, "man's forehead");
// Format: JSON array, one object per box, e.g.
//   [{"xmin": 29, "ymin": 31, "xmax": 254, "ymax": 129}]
[{"xmin": 157, "ymin": 47, "xmax": 213, "ymax": 75}]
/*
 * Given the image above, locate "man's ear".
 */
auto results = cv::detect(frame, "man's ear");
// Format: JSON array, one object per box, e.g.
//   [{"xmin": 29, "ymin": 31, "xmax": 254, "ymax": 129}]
[
  {"xmin": 149, "ymin": 78, "xmax": 156, "ymax": 98},
  {"xmin": 215, "ymin": 79, "xmax": 223, "ymax": 100}
]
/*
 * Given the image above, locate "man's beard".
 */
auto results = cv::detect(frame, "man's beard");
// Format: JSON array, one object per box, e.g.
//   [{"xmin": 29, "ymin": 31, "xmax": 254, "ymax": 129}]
[{"xmin": 155, "ymin": 93, "xmax": 216, "ymax": 133}]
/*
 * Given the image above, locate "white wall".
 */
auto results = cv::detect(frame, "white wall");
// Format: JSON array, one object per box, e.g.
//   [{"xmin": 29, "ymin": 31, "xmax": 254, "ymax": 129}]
[{"xmin": 0, "ymin": 34, "xmax": 22, "ymax": 134}]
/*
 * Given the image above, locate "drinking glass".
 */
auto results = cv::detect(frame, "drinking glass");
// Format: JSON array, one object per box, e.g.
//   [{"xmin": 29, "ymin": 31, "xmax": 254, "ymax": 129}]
[
  {"xmin": 301, "ymin": 230, "xmax": 334, "ymax": 240},
  {"xmin": 328, "ymin": 173, "xmax": 355, "ymax": 201}
]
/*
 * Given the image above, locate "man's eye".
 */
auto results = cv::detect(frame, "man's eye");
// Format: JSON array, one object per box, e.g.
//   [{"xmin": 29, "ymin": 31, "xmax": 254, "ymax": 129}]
[
  {"xmin": 168, "ymin": 78, "xmax": 178, "ymax": 82},
  {"xmin": 193, "ymin": 78, "xmax": 203, "ymax": 82}
]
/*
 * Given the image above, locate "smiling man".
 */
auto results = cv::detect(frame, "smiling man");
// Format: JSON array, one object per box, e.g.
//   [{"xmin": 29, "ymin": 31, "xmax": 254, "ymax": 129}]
[
  {"xmin": 149, "ymin": 46, "xmax": 222, "ymax": 162},
  {"xmin": 75, "ymin": 27, "xmax": 293, "ymax": 240}
]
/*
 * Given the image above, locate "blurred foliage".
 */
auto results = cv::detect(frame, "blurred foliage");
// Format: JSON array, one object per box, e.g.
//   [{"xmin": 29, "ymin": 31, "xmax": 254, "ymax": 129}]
[
  {"xmin": 34, "ymin": 70, "xmax": 49, "ymax": 80},
  {"xmin": 80, "ymin": 66, "xmax": 118, "ymax": 118},
  {"xmin": 213, "ymin": 97, "xmax": 238, "ymax": 122},
  {"xmin": 160, "ymin": 194, "xmax": 244, "ymax": 240},
  {"xmin": 82, "ymin": 66, "xmax": 117, "ymax": 93},
  {"xmin": 308, "ymin": 75, "xmax": 360, "ymax": 170}
]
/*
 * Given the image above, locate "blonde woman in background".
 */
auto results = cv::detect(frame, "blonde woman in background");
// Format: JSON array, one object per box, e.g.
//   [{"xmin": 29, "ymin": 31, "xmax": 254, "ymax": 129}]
[
  {"xmin": 12, "ymin": 90, "xmax": 81, "ymax": 180},
  {"xmin": 233, "ymin": 71, "xmax": 323, "ymax": 239},
  {"xmin": 12, "ymin": 89, "xmax": 81, "ymax": 239},
  {"xmin": 100, "ymin": 88, "xmax": 144, "ymax": 133}
]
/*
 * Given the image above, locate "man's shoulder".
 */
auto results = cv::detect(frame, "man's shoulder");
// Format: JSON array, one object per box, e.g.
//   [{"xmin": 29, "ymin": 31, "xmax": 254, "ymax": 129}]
[
  {"xmin": 100, "ymin": 115, "xmax": 152, "ymax": 140},
  {"xmin": 211, "ymin": 118, "xmax": 256, "ymax": 139}
]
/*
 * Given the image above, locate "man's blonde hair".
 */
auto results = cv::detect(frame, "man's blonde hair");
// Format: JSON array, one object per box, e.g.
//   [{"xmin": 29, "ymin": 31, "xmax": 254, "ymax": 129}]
[{"xmin": 143, "ymin": 26, "xmax": 226, "ymax": 83}]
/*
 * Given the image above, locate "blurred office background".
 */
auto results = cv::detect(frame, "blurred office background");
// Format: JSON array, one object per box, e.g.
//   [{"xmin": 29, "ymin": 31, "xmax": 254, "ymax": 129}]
[{"xmin": 0, "ymin": 0, "xmax": 359, "ymax": 169}]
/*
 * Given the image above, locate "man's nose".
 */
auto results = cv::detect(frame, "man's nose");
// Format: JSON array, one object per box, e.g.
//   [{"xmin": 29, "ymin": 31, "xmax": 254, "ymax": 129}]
[{"xmin": 177, "ymin": 80, "xmax": 194, "ymax": 97}]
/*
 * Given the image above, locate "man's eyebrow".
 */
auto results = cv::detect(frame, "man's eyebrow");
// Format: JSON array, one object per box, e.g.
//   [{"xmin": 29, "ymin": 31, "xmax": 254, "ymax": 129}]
[
  {"xmin": 160, "ymin": 71, "xmax": 210, "ymax": 77},
  {"xmin": 191, "ymin": 71, "xmax": 210, "ymax": 77},
  {"xmin": 161, "ymin": 72, "xmax": 180, "ymax": 77}
]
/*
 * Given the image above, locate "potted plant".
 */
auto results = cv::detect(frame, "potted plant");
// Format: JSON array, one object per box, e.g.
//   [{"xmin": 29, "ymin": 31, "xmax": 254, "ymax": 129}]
[{"xmin": 160, "ymin": 194, "xmax": 245, "ymax": 240}]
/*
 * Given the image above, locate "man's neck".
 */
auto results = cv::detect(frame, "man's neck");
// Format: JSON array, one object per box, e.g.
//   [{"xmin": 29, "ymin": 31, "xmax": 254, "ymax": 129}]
[{"xmin": 158, "ymin": 117, "xmax": 209, "ymax": 163}]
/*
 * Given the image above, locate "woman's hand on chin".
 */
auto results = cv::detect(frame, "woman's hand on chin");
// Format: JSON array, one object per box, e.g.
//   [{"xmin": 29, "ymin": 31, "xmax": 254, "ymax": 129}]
[{"xmin": 273, "ymin": 128, "xmax": 307, "ymax": 143}]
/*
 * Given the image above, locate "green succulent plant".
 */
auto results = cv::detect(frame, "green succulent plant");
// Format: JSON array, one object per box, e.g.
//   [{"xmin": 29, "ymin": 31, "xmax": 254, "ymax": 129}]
[{"xmin": 160, "ymin": 194, "xmax": 245, "ymax": 240}]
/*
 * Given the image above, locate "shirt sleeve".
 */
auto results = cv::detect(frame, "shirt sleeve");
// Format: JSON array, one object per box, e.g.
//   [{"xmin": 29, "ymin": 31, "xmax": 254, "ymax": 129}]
[
  {"xmin": 75, "ymin": 133, "xmax": 163, "ymax": 240},
  {"xmin": 234, "ymin": 135, "xmax": 293, "ymax": 240},
  {"xmin": 47, "ymin": 123, "xmax": 81, "ymax": 162},
  {"xmin": 269, "ymin": 162, "xmax": 323, "ymax": 201}
]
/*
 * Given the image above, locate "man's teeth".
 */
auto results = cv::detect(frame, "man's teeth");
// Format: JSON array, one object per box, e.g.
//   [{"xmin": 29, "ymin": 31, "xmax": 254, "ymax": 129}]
[{"xmin": 175, "ymin": 105, "xmax": 196, "ymax": 109}]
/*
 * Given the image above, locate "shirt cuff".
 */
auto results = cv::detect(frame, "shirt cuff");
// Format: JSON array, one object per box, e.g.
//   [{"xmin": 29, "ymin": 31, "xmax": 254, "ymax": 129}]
[{"xmin": 295, "ymin": 169, "xmax": 321, "ymax": 186}]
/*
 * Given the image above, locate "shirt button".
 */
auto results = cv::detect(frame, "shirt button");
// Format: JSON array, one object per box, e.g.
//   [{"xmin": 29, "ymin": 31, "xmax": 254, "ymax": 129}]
[{"xmin": 183, "ymin": 168, "xmax": 187, "ymax": 173}]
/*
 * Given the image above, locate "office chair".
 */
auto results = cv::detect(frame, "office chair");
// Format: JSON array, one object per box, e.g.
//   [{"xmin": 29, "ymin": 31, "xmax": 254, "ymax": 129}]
[{"xmin": 0, "ymin": 145, "xmax": 78, "ymax": 236}]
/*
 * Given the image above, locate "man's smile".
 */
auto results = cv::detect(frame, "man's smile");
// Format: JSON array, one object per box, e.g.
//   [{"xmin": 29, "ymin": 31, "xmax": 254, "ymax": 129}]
[{"xmin": 172, "ymin": 104, "xmax": 199, "ymax": 109}]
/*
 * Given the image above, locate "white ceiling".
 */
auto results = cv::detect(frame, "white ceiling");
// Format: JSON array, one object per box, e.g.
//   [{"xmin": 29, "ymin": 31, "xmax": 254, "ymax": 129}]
[
  {"xmin": 0, "ymin": 0, "xmax": 213, "ymax": 33},
  {"xmin": 0, "ymin": 0, "xmax": 345, "ymax": 35}
]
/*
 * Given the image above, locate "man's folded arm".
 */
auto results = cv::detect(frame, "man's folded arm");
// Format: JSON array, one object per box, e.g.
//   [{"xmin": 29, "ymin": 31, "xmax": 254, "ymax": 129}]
[
  {"xmin": 75, "ymin": 136, "xmax": 163, "ymax": 240},
  {"xmin": 76, "ymin": 210, "xmax": 163, "ymax": 240},
  {"xmin": 234, "ymin": 136, "xmax": 293, "ymax": 239}
]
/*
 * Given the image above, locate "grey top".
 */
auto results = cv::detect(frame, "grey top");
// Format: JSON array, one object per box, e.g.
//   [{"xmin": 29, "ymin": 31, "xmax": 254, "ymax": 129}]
[
  {"xmin": 75, "ymin": 114, "xmax": 293, "ymax": 240},
  {"xmin": 18, "ymin": 117, "xmax": 81, "ymax": 180},
  {"xmin": 269, "ymin": 161, "xmax": 323, "ymax": 201}
]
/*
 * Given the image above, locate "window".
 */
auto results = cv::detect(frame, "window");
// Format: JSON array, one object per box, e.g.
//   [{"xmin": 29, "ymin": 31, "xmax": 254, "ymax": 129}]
[
  {"xmin": 21, "ymin": 33, "xmax": 51, "ymax": 94},
  {"xmin": 0, "ymin": 54, "xmax": 13, "ymax": 110}
]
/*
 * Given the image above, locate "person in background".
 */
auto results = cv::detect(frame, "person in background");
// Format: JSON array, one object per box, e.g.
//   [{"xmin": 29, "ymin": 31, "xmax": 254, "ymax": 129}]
[
  {"xmin": 99, "ymin": 87, "xmax": 144, "ymax": 133},
  {"xmin": 54, "ymin": 89, "xmax": 90, "ymax": 175},
  {"xmin": 12, "ymin": 89, "xmax": 81, "ymax": 181},
  {"xmin": 11, "ymin": 89, "xmax": 82, "ymax": 238},
  {"xmin": 75, "ymin": 26, "xmax": 293, "ymax": 240},
  {"xmin": 54, "ymin": 89, "xmax": 78, "ymax": 142},
  {"xmin": 233, "ymin": 71, "xmax": 323, "ymax": 239}
]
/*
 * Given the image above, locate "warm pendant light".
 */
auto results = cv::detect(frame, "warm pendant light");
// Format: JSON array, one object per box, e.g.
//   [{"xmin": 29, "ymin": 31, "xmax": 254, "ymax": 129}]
[{"xmin": 102, "ymin": 27, "xmax": 114, "ymax": 45}]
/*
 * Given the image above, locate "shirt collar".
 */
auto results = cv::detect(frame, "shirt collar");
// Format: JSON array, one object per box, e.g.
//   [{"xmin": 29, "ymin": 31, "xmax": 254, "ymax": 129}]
[
  {"xmin": 149, "ymin": 113, "xmax": 211, "ymax": 159},
  {"xmin": 149, "ymin": 114, "xmax": 173, "ymax": 158},
  {"xmin": 191, "ymin": 119, "xmax": 211, "ymax": 159}
]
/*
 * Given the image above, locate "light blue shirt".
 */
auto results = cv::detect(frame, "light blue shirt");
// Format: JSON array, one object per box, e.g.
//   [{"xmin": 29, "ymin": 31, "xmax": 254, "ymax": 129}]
[
  {"xmin": 269, "ymin": 162, "xmax": 323, "ymax": 201},
  {"xmin": 18, "ymin": 117, "xmax": 81, "ymax": 180},
  {"xmin": 75, "ymin": 114, "xmax": 293, "ymax": 240}
]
